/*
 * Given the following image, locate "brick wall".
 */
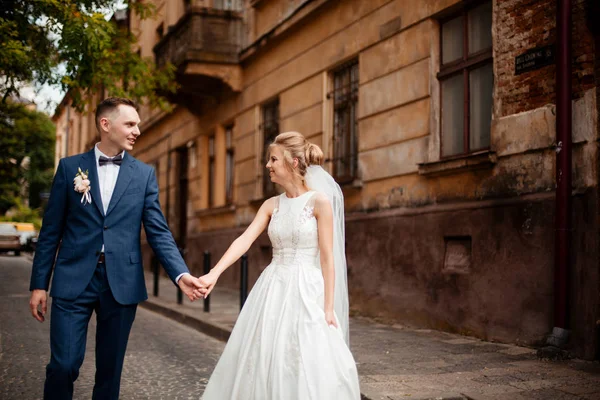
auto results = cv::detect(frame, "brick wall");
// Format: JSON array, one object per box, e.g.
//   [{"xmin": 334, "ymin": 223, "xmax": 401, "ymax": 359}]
[
  {"xmin": 495, "ymin": 0, "xmax": 596, "ymax": 117},
  {"xmin": 572, "ymin": 0, "xmax": 596, "ymax": 95}
]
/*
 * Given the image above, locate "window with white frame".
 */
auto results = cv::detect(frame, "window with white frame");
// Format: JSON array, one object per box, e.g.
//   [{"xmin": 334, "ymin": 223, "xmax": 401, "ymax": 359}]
[{"xmin": 439, "ymin": 1, "xmax": 493, "ymax": 158}]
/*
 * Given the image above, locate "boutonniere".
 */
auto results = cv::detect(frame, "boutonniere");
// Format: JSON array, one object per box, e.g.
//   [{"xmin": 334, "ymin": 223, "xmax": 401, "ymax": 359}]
[{"xmin": 74, "ymin": 167, "xmax": 92, "ymax": 205}]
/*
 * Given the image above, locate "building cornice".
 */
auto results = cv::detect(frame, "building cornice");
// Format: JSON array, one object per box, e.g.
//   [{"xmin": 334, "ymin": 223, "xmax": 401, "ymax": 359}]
[{"xmin": 240, "ymin": 0, "xmax": 331, "ymax": 62}]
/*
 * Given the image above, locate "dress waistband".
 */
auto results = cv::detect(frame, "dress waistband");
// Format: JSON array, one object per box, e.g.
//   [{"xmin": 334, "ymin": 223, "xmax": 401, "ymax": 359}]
[{"xmin": 272, "ymin": 248, "xmax": 319, "ymax": 266}]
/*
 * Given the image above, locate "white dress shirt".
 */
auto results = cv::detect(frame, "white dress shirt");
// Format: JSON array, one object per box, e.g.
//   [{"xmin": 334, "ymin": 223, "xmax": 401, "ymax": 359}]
[
  {"xmin": 94, "ymin": 144, "xmax": 187, "ymax": 284},
  {"xmin": 95, "ymin": 145, "xmax": 123, "ymax": 253}
]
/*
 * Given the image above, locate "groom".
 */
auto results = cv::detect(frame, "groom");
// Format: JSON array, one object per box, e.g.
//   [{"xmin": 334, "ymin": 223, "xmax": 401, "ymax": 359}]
[{"xmin": 29, "ymin": 97, "xmax": 205, "ymax": 399}]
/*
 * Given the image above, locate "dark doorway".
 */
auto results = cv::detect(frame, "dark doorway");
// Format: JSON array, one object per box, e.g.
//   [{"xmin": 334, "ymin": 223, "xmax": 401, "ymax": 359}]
[{"xmin": 175, "ymin": 146, "xmax": 189, "ymax": 250}]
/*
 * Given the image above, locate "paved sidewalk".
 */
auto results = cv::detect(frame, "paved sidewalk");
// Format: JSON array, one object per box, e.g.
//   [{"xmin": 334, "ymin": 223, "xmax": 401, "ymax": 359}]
[{"xmin": 142, "ymin": 273, "xmax": 600, "ymax": 400}]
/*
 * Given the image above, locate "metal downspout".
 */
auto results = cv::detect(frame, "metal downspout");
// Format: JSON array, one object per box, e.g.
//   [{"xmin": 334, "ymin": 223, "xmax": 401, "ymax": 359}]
[{"xmin": 549, "ymin": 0, "xmax": 572, "ymax": 349}]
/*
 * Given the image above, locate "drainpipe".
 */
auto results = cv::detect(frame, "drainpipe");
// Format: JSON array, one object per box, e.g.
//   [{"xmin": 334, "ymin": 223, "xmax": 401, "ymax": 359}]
[{"xmin": 548, "ymin": 0, "xmax": 572, "ymax": 349}]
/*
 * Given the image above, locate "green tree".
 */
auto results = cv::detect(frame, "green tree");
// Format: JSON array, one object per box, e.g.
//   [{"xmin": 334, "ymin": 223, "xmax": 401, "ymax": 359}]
[
  {"xmin": 0, "ymin": 101, "xmax": 55, "ymax": 214},
  {"xmin": 0, "ymin": 198, "xmax": 43, "ymax": 231},
  {"xmin": 0, "ymin": 0, "xmax": 176, "ymax": 111}
]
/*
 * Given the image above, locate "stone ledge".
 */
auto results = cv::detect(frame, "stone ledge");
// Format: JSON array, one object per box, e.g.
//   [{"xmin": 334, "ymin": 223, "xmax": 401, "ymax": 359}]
[
  {"xmin": 249, "ymin": 0, "xmax": 268, "ymax": 6},
  {"xmin": 418, "ymin": 151, "xmax": 497, "ymax": 177},
  {"xmin": 195, "ymin": 204, "xmax": 236, "ymax": 218},
  {"xmin": 339, "ymin": 177, "xmax": 364, "ymax": 190},
  {"xmin": 249, "ymin": 196, "xmax": 270, "ymax": 207},
  {"xmin": 241, "ymin": 0, "xmax": 330, "ymax": 61}
]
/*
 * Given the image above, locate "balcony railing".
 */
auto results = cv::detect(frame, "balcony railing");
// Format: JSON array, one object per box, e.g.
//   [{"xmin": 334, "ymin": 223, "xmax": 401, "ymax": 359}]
[
  {"xmin": 154, "ymin": 7, "xmax": 242, "ymax": 70},
  {"xmin": 188, "ymin": 0, "xmax": 244, "ymax": 10}
]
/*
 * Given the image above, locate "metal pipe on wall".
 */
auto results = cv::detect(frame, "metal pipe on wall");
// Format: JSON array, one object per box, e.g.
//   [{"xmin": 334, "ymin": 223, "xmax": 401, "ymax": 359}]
[{"xmin": 553, "ymin": 0, "xmax": 572, "ymax": 339}]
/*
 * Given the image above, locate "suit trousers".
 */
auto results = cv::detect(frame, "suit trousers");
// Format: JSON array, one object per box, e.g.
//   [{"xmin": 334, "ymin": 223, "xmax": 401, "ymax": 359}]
[{"xmin": 44, "ymin": 262, "xmax": 137, "ymax": 400}]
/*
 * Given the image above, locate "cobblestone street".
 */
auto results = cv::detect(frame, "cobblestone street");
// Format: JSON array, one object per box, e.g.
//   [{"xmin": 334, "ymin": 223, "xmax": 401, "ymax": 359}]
[
  {"xmin": 0, "ymin": 255, "xmax": 224, "ymax": 400},
  {"xmin": 143, "ymin": 264, "xmax": 600, "ymax": 400},
  {"xmin": 3, "ymin": 254, "xmax": 600, "ymax": 400}
]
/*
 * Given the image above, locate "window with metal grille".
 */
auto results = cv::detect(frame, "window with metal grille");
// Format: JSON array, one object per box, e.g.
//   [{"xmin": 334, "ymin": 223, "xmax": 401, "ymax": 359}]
[
  {"xmin": 439, "ymin": 1, "xmax": 493, "ymax": 158},
  {"xmin": 261, "ymin": 98, "xmax": 279, "ymax": 198},
  {"xmin": 225, "ymin": 125, "xmax": 234, "ymax": 204},
  {"xmin": 329, "ymin": 59, "xmax": 359, "ymax": 184},
  {"xmin": 213, "ymin": 0, "xmax": 243, "ymax": 10},
  {"xmin": 208, "ymin": 134, "xmax": 216, "ymax": 207}
]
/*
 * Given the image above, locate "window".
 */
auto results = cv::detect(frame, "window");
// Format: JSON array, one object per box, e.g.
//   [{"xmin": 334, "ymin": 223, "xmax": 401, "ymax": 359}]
[
  {"xmin": 439, "ymin": 1, "xmax": 493, "ymax": 158},
  {"xmin": 214, "ymin": 0, "xmax": 243, "ymax": 10},
  {"xmin": 225, "ymin": 125, "xmax": 234, "ymax": 204},
  {"xmin": 208, "ymin": 134, "xmax": 216, "ymax": 207},
  {"xmin": 261, "ymin": 99, "xmax": 279, "ymax": 198},
  {"xmin": 156, "ymin": 23, "xmax": 164, "ymax": 40},
  {"xmin": 330, "ymin": 59, "xmax": 359, "ymax": 184}
]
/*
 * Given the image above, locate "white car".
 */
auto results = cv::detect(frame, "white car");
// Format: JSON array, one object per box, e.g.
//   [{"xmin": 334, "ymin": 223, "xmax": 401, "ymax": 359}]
[
  {"xmin": 14, "ymin": 222, "xmax": 37, "ymax": 248},
  {"xmin": 0, "ymin": 223, "xmax": 21, "ymax": 256}
]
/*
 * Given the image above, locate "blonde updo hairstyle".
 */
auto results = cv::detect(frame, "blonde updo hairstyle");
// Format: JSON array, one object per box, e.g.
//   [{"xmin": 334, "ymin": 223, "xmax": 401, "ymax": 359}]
[{"xmin": 269, "ymin": 131, "xmax": 323, "ymax": 183}]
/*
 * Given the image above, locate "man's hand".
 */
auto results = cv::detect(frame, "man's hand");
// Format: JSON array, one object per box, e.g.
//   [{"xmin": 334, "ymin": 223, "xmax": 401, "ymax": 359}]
[
  {"xmin": 198, "ymin": 271, "xmax": 219, "ymax": 298},
  {"xmin": 178, "ymin": 274, "xmax": 207, "ymax": 302},
  {"xmin": 29, "ymin": 289, "xmax": 47, "ymax": 322}
]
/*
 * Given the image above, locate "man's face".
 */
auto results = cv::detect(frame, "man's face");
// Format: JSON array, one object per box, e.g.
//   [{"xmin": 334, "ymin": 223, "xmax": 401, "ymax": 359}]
[{"xmin": 101, "ymin": 104, "xmax": 141, "ymax": 152}]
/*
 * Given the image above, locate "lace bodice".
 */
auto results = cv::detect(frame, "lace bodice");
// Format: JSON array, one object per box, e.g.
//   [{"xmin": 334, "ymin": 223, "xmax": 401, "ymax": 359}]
[{"xmin": 267, "ymin": 191, "xmax": 319, "ymax": 266}]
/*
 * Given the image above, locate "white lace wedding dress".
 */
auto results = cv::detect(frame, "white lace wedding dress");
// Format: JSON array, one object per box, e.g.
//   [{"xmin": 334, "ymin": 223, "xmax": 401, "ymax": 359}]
[{"xmin": 202, "ymin": 191, "xmax": 360, "ymax": 400}]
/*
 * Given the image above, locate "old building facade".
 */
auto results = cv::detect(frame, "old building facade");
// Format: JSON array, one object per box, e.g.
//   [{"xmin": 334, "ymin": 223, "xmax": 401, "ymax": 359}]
[{"xmin": 57, "ymin": 0, "xmax": 600, "ymax": 359}]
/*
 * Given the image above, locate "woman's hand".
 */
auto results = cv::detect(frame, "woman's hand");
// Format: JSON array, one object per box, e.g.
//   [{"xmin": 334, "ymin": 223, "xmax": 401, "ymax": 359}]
[
  {"xmin": 198, "ymin": 271, "xmax": 220, "ymax": 298},
  {"xmin": 325, "ymin": 310, "xmax": 338, "ymax": 328}
]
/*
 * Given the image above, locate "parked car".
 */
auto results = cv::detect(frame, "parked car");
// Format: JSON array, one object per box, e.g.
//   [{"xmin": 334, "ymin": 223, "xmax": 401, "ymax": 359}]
[
  {"xmin": 0, "ymin": 223, "xmax": 21, "ymax": 256},
  {"xmin": 14, "ymin": 222, "xmax": 37, "ymax": 250},
  {"xmin": 30, "ymin": 236, "xmax": 38, "ymax": 252}
]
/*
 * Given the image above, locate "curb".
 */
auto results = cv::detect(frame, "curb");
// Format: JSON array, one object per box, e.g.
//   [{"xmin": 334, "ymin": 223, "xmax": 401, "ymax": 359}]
[
  {"xmin": 418, "ymin": 396, "xmax": 469, "ymax": 400},
  {"xmin": 361, "ymin": 394, "xmax": 469, "ymax": 400},
  {"xmin": 139, "ymin": 299, "xmax": 231, "ymax": 342},
  {"xmin": 140, "ymin": 298, "xmax": 472, "ymax": 400}
]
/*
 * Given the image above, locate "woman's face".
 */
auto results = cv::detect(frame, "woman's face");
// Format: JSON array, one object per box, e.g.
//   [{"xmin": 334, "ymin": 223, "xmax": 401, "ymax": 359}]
[{"xmin": 266, "ymin": 145, "xmax": 293, "ymax": 185}]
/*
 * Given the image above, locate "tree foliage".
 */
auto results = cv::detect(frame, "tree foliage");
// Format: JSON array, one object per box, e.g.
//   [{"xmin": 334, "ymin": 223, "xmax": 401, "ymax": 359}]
[
  {"xmin": 0, "ymin": 101, "xmax": 56, "ymax": 214},
  {"xmin": 0, "ymin": 197, "xmax": 43, "ymax": 231},
  {"xmin": 0, "ymin": 0, "xmax": 177, "ymax": 111}
]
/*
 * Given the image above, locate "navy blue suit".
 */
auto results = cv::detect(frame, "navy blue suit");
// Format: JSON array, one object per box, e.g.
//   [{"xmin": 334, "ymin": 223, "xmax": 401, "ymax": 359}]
[{"xmin": 30, "ymin": 148, "xmax": 188, "ymax": 399}]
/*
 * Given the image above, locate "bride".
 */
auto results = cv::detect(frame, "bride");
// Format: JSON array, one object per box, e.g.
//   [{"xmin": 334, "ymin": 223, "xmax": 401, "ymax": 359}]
[{"xmin": 199, "ymin": 131, "xmax": 360, "ymax": 399}]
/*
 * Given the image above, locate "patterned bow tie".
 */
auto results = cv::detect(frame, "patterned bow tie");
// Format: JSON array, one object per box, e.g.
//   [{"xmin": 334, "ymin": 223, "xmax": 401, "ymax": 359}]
[{"xmin": 98, "ymin": 154, "xmax": 123, "ymax": 166}]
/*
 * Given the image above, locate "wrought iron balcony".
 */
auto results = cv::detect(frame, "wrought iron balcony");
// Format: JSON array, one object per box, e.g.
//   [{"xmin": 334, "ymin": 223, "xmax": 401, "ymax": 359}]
[
  {"xmin": 153, "ymin": 6, "xmax": 243, "ymax": 110},
  {"xmin": 154, "ymin": 6, "xmax": 242, "ymax": 73}
]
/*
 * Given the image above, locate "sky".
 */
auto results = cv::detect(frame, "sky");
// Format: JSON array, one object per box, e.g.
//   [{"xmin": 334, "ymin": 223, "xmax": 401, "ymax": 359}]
[{"xmin": 19, "ymin": 83, "xmax": 66, "ymax": 116}]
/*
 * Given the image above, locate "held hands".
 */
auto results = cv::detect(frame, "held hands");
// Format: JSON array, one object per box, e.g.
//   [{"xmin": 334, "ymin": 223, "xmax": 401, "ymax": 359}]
[
  {"xmin": 29, "ymin": 289, "xmax": 47, "ymax": 322},
  {"xmin": 198, "ymin": 271, "xmax": 219, "ymax": 298},
  {"xmin": 325, "ymin": 310, "xmax": 338, "ymax": 328},
  {"xmin": 178, "ymin": 274, "xmax": 208, "ymax": 301}
]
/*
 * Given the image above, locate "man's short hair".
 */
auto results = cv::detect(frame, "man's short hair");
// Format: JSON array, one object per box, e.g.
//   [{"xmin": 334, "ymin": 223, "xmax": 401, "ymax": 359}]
[{"xmin": 95, "ymin": 97, "xmax": 138, "ymax": 133}]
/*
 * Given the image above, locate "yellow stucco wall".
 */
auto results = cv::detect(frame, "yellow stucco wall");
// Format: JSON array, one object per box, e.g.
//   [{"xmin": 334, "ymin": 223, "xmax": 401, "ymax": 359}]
[{"xmin": 56, "ymin": 0, "xmax": 598, "ymax": 236}]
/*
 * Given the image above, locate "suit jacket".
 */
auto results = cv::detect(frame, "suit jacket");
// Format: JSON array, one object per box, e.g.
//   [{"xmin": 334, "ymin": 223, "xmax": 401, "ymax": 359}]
[{"xmin": 30, "ymin": 148, "xmax": 188, "ymax": 305}]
